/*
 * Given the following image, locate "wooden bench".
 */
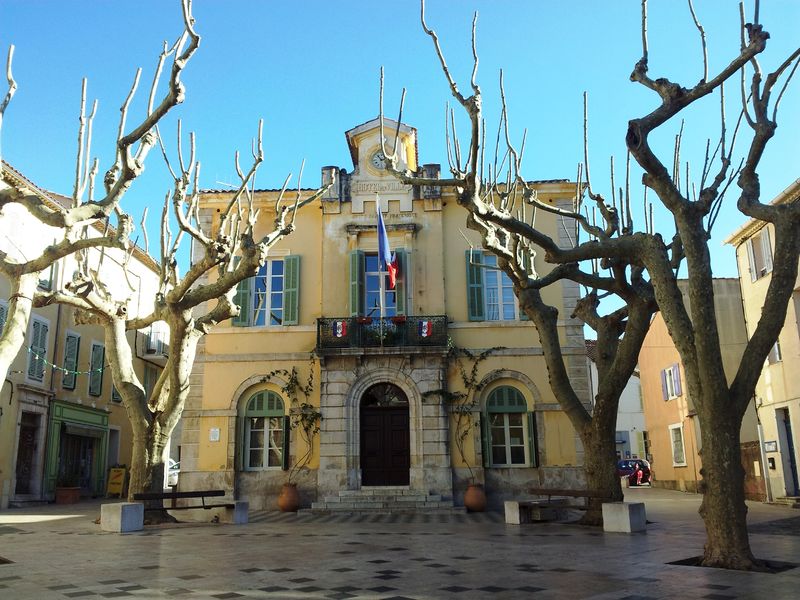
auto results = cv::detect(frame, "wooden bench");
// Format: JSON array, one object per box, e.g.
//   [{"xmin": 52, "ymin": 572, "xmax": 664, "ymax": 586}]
[
  {"xmin": 133, "ymin": 489, "xmax": 233, "ymax": 511},
  {"xmin": 132, "ymin": 490, "xmax": 249, "ymax": 524},
  {"xmin": 528, "ymin": 487, "xmax": 613, "ymax": 510}
]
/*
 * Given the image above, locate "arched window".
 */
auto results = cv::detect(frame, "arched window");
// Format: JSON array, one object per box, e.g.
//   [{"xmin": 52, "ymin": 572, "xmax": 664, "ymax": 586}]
[
  {"xmin": 482, "ymin": 386, "xmax": 537, "ymax": 467},
  {"xmin": 240, "ymin": 390, "xmax": 288, "ymax": 470}
]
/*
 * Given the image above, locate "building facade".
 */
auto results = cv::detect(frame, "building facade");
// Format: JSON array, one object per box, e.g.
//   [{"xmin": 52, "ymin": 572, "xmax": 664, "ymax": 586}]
[
  {"xmin": 638, "ymin": 278, "xmax": 764, "ymax": 500},
  {"xmin": 0, "ymin": 162, "xmax": 165, "ymax": 508},
  {"xmin": 180, "ymin": 118, "xmax": 591, "ymax": 510},
  {"xmin": 725, "ymin": 179, "xmax": 800, "ymax": 502}
]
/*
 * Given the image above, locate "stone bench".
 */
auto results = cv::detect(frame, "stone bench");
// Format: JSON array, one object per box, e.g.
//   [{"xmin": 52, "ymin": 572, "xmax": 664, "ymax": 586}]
[
  {"xmin": 100, "ymin": 500, "xmax": 249, "ymax": 533},
  {"xmin": 504, "ymin": 499, "xmax": 568, "ymax": 524},
  {"xmin": 602, "ymin": 501, "xmax": 646, "ymax": 533}
]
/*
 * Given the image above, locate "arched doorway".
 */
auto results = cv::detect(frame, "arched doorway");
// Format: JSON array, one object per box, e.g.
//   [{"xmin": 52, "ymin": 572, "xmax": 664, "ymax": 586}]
[{"xmin": 360, "ymin": 383, "xmax": 410, "ymax": 486}]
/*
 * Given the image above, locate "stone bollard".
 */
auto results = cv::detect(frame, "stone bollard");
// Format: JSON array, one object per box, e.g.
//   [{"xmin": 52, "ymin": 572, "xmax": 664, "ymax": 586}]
[
  {"xmin": 602, "ymin": 502, "xmax": 646, "ymax": 533},
  {"xmin": 101, "ymin": 502, "xmax": 144, "ymax": 533}
]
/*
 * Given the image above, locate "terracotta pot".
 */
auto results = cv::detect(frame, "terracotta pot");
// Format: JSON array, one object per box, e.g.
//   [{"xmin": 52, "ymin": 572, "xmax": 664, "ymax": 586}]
[
  {"xmin": 55, "ymin": 487, "xmax": 81, "ymax": 504},
  {"xmin": 277, "ymin": 483, "xmax": 300, "ymax": 512},
  {"xmin": 463, "ymin": 483, "xmax": 487, "ymax": 512}
]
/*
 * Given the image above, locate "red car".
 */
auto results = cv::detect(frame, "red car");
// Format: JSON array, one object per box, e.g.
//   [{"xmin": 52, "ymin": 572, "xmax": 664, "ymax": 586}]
[{"xmin": 617, "ymin": 459, "xmax": 651, "ymax": 485}]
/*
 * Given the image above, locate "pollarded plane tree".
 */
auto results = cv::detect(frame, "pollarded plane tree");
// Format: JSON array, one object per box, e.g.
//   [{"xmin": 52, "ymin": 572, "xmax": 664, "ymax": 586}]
[
  {"xmin": 38, "ymin": 115, "xmax": 332, "ymax": 502},
  {"xmin": 380, "ymin": 2, "xmax": 661, "ymax": 527},
  {"xmin": 384, "ymin": 0, "xmax": 800, "ymax": 570},
  {"xmin": 0, "ymin": 0, "xmax": 197, "ymax": 380}
]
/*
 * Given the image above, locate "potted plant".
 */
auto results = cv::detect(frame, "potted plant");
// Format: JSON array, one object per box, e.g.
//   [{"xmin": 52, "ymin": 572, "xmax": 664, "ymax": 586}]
[
  {"xmin": 55, "ymin": 473, "xmax": 81, "ymax": 504},
  {"xmin": 424, "ymin": 344, "xmax": 501, "ymax": 512},
  {"xmin": 261, "ymin": 359, "xmax": 322, "ymax": 512},
  {"xmin": 279, "ymin": 401, "xmax": 322, "ymax": 512}
]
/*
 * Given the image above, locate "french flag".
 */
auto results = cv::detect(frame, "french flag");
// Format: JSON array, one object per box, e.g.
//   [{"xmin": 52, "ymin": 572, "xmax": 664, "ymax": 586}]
[{"xmin": 377, "ymin": 200, "xmax": 398, "ymax": 289}]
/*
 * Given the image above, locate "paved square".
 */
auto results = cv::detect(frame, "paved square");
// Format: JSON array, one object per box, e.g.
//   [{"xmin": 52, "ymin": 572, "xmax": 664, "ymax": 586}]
[{"xmin": 1, "ymin": 488, "xmax": 798, "ymax": 599}]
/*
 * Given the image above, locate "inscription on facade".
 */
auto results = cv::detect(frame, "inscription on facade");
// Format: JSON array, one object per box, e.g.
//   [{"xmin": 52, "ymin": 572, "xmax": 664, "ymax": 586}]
[{"xmin": 351, "ymin": 181, "xmax": 409, "ymax": 194}]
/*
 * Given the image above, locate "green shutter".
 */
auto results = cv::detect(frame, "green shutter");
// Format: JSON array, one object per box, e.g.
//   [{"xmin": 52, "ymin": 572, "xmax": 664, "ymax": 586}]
[
  {"xmin": 479, "ymin": 412, "xmax": 491, "ymax": 468},
  {"xmin": 281, "ymin": 415, "xmax": 290, "ymax": 471},
  {"xmin": 527, "ymin": 412, "xmax": 538, "ymax": 467},
  {"xmin": 62, "ymin": 334, "xmax": 80, "ymax": 390},
  {"xmin": 28, "ymin": 320, "xmax": 48, "ymax": 380},
  {"xmin": 395, "ymin": 249, "xmax": 408, "ymax": 316},
  {"xmin": 89, "ymin": 344, "xmax": 104, "ymax": 396},
  {"xmin": 349, "ymin": 250, "xmax": 365, "ymax": 316},
  {"xmin": 0, "ymin": 303, "xmax": 7, "ymax": 334},
  {"xmin": 466, "ymin": 250, "xmax": 485, "ymax": 321},
  {"xmin": 232, "ymin": 274, "xmax": 253, "ymax": 327},
  {"xmin": 283, "ymin": 255, "xmax": 300, "ymax": 325}
]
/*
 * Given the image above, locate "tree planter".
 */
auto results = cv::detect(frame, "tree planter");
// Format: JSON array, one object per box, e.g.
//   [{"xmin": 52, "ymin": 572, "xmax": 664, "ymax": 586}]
[
  {"xmin": 55, "ymin": 487, "xmax": 81, "ymax": 504},
  {"xmin": 277, "ymin": 483, "xmax": 300, "ymax": 512},
  {"xmin": 463, "ymin": 483, "xmax": 487, "ymax": 512}
]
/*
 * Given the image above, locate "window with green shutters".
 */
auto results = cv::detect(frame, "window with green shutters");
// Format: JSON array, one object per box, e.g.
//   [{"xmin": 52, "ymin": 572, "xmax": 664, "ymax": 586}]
[
  {"xmin": 481, "ymin": 386, "xmax": 538, "ymax": 467},
  {"xmin": 27, "ymin": 318, "xmax": 49, "ymax": 382},
  {"xmin": 232, "ymin": 257, "xmax": 300, "ymax": 326},
  {"xmin": 349, "ymin": 249, "xmax": 408, "ymax": 317},
  {"xmin": 88, "ymin": 343, "xmax": 105, "ymax": 396},
  {"xmin": 239, "ymin": 390, "xmax": 289, "ymax": 470},
  {"xmin": 465, "ymin": 251, "xmax": 522, "ymax": 321},
  {"xmin": 62, "ymin": 333, "xmax": 80, "ymax": 390}
]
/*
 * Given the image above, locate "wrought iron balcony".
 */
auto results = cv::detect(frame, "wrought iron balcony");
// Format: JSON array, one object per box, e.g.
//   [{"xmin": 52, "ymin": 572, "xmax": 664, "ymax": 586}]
[{"xmin": 317, "ymin": 315, "xmax": 448, "ymax": 351}]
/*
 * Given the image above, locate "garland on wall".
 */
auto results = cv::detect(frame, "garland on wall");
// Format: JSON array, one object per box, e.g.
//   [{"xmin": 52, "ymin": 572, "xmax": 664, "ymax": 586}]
[{"xmin": 25, "ymin": 344, "xmax": 108, "ymax": 376}]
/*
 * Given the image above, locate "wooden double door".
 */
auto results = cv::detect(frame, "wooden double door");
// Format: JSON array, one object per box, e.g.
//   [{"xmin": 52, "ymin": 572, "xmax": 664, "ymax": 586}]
[{"xmin": 360, "ymin": 405, "xmax": 410, "ymax": 486}]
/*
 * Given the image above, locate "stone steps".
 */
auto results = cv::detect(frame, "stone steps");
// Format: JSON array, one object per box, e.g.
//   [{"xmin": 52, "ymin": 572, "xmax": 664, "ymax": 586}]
[
  {"xmin": 773, "ymin": 496, "xmax": 800, "ymax": 508},
  {"xmin": 307, "ymin": 486, "xmax": 464, "ymax": 514}
]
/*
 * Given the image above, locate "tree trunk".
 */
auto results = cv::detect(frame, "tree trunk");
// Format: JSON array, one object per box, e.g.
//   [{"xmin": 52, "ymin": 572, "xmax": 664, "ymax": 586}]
[
  {"xmin": 697, "ymin": 408, "xmax": 757, "ymax": 569},
  {"xmin": 579, "ymin": 417, "xmax": 624, "ymax": 525},
  {"xmin": 0, "ymin": 273, "xmax": 39, "ymax": 378}
]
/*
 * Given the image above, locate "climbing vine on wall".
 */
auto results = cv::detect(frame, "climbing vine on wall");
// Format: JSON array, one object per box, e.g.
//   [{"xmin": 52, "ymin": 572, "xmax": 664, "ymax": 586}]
[
  {"xmin": 261, "ymin": 356, "xmax": 321, "ymax": 484},
  {"xmin": 423, "ymin": 340, "xmax": 503, "ymax": 481}
]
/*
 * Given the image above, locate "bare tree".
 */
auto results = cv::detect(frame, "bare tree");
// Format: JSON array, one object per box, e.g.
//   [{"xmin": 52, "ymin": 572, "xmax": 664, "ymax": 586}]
[
  {"xmin": 37, "ymin": 119, "xmax": 332, "ymax": 506},
  {"xmin": 383, "ymin": 0, "xmax": 799, "ymax": 569},
  {"xmin": 0, "ymin": 0, "xmax": 198, "ymax": 381}
]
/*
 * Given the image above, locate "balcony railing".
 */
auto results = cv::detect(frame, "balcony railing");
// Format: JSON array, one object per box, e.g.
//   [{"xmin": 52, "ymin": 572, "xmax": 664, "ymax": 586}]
[{"xmin": 317, "ymin": 315, "xmax": 448, "ymax": 351}]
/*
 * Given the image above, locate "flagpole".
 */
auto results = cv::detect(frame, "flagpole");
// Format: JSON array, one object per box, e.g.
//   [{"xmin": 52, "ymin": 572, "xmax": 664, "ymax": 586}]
[{"xmin": 376, "ymin": 193, "xmax": 385, "ymax": 348}]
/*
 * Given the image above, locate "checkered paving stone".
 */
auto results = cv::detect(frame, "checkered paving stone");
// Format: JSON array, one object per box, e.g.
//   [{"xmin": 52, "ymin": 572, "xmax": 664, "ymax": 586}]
[
  {"xmin": 99, "ymin": 592, "xmax": 133, "ymax": 598},
  {"xmin": 211, "ymin": 594, "xmax": 244, "ymax": 599},
  {"xmin": 177, "ymin": 575, "xmax": 203, "ymax": 580},
  {"xmin": 704, "ymin": 584, "xmax": 732, "ymax": 590},
  {"xmin": 703, "ymin": 595, "xmax": 737, "ymax": 600}
]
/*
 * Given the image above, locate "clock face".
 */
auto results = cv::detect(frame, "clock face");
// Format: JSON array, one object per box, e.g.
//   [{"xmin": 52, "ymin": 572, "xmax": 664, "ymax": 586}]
[{"xmin": 370, "ymin": 151, "xmax": 386, "ymax": 170}]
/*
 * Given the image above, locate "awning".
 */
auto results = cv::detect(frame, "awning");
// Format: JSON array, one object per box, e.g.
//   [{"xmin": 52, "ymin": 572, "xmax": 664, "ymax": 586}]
[{"xmin": 64, "ymin": 423, "xmax": 106, "ymax": 439}]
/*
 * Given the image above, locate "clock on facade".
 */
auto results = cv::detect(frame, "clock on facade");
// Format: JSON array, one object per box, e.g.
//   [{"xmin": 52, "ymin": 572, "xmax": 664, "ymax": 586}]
[{"xmin": 370, "ymin": 151, "xmax": 386, "ymax": 170}]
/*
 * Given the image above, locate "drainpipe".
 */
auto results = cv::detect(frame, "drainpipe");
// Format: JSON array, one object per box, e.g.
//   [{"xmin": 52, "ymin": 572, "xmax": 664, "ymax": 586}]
[{"xmin": 753, "ymin": 396, "xmax": 774, "ymax": 503}]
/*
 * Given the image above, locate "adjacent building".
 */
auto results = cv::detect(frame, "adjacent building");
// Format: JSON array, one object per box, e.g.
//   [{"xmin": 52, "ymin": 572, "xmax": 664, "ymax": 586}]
[
  {"xmin": 638, "ymin": 278, "xmax": 764, "ymax": 500},
  {"xmin": 0, "ymin": 162, "xmax": 165, "ymax": 508},
  {"xmin": 585, "ymin": 340, "xmax": 646, "ymax": 462},
  {"xmin": 180, "ymin": 117, "xmax": 591, "ymax": 510},
  {"xmin": 725, "ymin": 179, "xmax": 800, "ymax": 502}
]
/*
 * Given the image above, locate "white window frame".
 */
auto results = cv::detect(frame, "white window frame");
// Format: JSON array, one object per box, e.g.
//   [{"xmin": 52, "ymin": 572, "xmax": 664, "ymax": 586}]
[
  {"xmin": 26, "ymin": 315, "xmax": 50, "ymax": 384},
  {"xmin": 483, "ymin": 253, "xmax": 518, "ymax": 321},
  {"xmin": 488, "ymin": 412, "xmax": 529, "ymax": 467},
  {"xmin": 662, "ymin": 366, "xmax": 680, "ymax": 399},
  {"xmin": 767, "ymin": 340, "xmax": 782, "ymax": 365},
  {"xmin": 746, "ymin": 228, "xmax": 773, "ymax": 282},
  {"xmin": 669, "ymin": 423, "xmax": 687, "ymax": 467},
  {"xmin": 252, "ymin": 259, "xmax": 285, "ymax": 326},
  {"xmin": 363, "ymin": 253, "xmax": 397, "ymax": 318}
]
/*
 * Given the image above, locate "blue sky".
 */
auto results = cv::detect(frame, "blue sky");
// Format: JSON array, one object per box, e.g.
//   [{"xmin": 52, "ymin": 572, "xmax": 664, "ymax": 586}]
[{"xmin": 2, "ymin": 0, "xmax": 798, "ymax": 277}]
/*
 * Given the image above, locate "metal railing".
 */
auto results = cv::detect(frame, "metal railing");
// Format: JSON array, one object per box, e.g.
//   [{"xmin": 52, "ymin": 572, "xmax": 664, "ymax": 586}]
[{"xmin": 317, "ymin": 315, "xmax": 448, "ymax": 350}]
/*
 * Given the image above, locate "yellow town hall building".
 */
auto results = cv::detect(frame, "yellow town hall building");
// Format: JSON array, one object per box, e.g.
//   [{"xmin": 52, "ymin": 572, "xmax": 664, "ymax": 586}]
[{"xmin": 179, "ymin": 118, "xmax": 589, "ymax": 510}]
